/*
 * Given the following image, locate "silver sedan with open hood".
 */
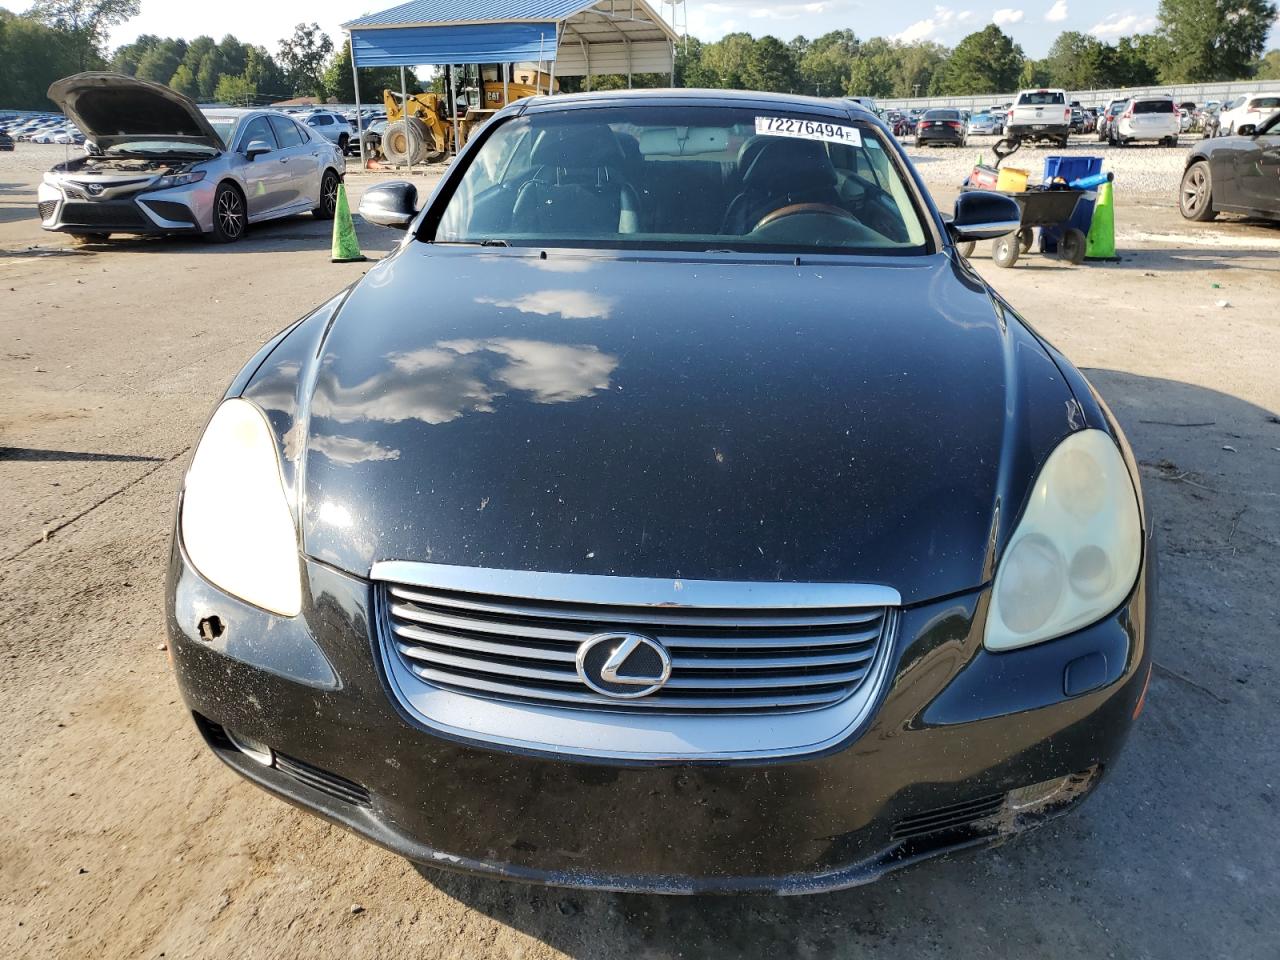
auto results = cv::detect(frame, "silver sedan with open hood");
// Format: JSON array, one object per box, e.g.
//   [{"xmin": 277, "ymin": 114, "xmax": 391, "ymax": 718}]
[{"xmin": 37, "ymin": 73, "xmax": 345, "ymax": 243}]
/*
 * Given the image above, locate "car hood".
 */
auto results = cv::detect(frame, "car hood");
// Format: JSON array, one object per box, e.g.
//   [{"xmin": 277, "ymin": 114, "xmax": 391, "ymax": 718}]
[
  {"xmin": 251, "ymin": 245, "xmax": 1080, "ymax": 605},
  {"xmin": 47, "ymin": 72, "xmax": 223, "ymax": 151}
]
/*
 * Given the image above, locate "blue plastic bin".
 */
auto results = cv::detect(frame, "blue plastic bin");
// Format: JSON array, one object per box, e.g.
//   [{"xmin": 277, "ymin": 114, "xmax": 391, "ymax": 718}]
[{"xmin": 1040, "ymin": 155, "xmax": 1103, "ymax": 253}]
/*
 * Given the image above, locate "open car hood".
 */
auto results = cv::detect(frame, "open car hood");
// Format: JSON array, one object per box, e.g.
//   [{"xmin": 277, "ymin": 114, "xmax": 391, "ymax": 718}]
[{"xmin": 47, "ymin": 72, "xmax": 223, "ymax": 151}]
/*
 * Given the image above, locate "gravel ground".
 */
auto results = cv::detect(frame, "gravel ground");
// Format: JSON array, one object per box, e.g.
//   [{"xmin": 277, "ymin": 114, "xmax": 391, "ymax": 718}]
[{"xmin": 1, "ymin": 140, "xmax": 1279, "ymax": 960}]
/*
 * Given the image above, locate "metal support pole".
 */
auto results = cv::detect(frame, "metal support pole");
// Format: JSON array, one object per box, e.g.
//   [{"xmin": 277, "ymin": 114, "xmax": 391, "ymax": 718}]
[
  {"xmin": 503, "ymin": 63, "xmax": 509, "ymax": 107},
  {"xmin": 449, "ymin": 64, "xmax": 461, "ymax": 157},
  {"xmin": 548, "ymin": 28, "xmax": 557, "ymax": 94},
  {"xmin": 399, "ymin": 66, "xmax": 414, "ymax": 177},
  {"xmin": 349, "ymin": 35, "xmax": 365, "ymax": 167}
]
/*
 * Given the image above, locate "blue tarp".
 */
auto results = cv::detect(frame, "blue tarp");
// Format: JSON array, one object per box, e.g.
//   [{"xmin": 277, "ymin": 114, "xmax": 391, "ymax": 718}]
[{"xmin": 350, "ymin": 22, "xmax": 558, "ymax": 66}]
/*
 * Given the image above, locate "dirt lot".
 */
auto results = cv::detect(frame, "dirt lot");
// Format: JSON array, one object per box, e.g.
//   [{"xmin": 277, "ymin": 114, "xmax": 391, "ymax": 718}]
[{"xmin": 2, "ymin": 140, "xmax": 1278, "ymax": 960}]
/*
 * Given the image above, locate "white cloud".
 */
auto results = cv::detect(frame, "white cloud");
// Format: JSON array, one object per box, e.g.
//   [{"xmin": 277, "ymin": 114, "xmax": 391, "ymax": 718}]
[
  {"xmin": 1088, "ymin": 12, "xmax": 1157, "ymax": 37},
  {"xmin": 892, "ymin": 6, "xmax": 972, "ymax": 43},
  {"xmin": 1045, "ymin": 0, "xmax": 1068, "ymax": 22},
  {"xmin": 993, "ymin": 8, "xmax": 1025, "ymax": 26},
  {"xmin": 747, "ymin": 2, "xmax": 832, "ymax": 19}
]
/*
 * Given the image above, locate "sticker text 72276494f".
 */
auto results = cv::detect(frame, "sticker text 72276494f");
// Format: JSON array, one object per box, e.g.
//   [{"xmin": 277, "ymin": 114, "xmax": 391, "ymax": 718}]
[{"xmin": 755, "ymin": 116, "xmax": 862, "ymax": 147}]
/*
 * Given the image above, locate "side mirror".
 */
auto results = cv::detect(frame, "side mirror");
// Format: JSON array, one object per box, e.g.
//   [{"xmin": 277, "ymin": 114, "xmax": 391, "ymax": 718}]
[
  {"xmin": 358, "ymin": 180, "xmax": 418, "ymax": 229},
  {"xmin": 245, "ymin": 140, "xmax": 273, "ymax": 160},
  {"xmin": 1236, "ymin": 123, "xmax": 1257, "ymax": 137},
  {"xmin": 950, "ymin": 190, "xmax": 1022, "ymax": 242}
]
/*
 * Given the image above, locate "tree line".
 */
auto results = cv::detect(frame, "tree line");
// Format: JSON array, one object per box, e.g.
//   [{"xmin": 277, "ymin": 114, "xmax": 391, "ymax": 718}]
[{"xmin": 0, "ymin": 0, "xmax": 1276, "ymax": 112}]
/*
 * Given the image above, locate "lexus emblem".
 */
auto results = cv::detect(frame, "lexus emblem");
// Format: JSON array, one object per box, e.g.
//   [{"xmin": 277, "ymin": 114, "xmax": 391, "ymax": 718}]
[{"xmin": 576, "ymin": 633, "xmax": 671, "ymax": 699}]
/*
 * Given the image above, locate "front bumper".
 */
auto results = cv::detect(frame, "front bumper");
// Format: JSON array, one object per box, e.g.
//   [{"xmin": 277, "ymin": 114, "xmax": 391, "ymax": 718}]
[
  {"xmin": 37, "ymin": 180, "xmax": 209, "ymax": 235},
  {"xmin": 168, "ymin": 543, "xmax": 1153, "ymax": 894}
]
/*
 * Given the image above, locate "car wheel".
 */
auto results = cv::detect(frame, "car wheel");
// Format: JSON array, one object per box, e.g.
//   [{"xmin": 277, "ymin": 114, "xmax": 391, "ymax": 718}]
[
  {"xmin": 992, "ymin": 235, "xmax": 1019, "ymax": 268},
  {"xmin": 1167, "ymin": 136, "xmax": 1179, "ymax": 148},
  {"xmin": 313, "ymin": 170, "xmax": 340, "ymax": 220},
  {"xmin": 206, "ymin": 182, "xmax": 246, "ymax": 243},
  {"xmin": 956, "ymin": 240, "xmax": 976, "ymax": 258},
  {"xmin": 1179, "ymin": 160, "xmax": 1217, "ymax": 222},
  {"xmin": 1058, "ymin": 228, "xmax": 1087, "ymax": 265}
]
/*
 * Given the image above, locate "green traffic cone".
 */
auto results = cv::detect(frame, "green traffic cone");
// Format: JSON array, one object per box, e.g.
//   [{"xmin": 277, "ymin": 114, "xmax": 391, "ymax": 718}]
[
  {"xmin": 331, "ymin": 182, "xmax": 367, "ymax": 263},
  {"xmin": 1084, "ymin": 181, "xmax": 1115, "ymax": 260}
]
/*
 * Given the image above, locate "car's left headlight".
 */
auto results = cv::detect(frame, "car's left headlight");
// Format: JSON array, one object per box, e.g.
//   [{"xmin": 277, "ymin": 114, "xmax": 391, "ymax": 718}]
[
  {"xmin": 180, "ymin": 398, "xmax": 302, "ymax": 617},
  {"xmin": 154, "ymin": 170, "xmax": 206, "ymax": 190},
  {"xmin": 984, "ymin": 429, "xmax": 1142, "ymax": 651}
]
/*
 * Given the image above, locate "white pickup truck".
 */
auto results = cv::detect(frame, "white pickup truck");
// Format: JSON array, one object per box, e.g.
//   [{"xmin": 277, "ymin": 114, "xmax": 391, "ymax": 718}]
[{"xmin": 1006, "ymin": 88, "xmax": 1071, "ymax": 146}]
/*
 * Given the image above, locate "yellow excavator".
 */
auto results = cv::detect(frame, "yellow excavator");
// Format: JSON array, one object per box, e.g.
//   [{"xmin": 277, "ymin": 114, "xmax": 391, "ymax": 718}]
[{"xmin": 377, "ymin": 63, "xmax": 557, "ymax": 165}]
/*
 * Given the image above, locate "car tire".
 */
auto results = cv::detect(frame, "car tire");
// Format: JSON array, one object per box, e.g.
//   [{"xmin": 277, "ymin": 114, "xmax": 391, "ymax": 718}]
[
  {"xmin": 992, "ymin": 235, "xmax": 1019, "ymax": 268},
  {"xmin": 205, "ymin": 182, "xmax": 247, "ymax": 243},
  {"xmin": 1058, "ymin": 228, "xmax": 1087, "ymax": 265},
  {"xmin": 1179, "ymin": 160, "xmax": 1217, "ymax": 222},
  {"xmin": 313, "ymin": 170, "xmax": 340, "ymax": 220}
]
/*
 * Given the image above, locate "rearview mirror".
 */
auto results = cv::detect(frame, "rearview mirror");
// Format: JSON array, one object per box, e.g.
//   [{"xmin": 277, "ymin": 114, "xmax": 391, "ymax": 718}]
[
  {"xmin": 358, "ymin": 180, "xmax": 418, "ymax": 229},
  {"xmin": 1236, "ymin": 123, "xmax": 1257, "ymax": 136},
  {"xmin": 950, "ymin": 190, "xmax": 1022, "ymax": 242},
  {"xmin": 245, "ymin": 140, "xmax": 273, "ymax": 160}
]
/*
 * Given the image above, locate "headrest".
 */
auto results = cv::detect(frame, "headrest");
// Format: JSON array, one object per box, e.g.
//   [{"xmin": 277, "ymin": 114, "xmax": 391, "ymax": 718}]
[
  {"xmin": 742, "ymin": 137, "xmax": 837, "ymax": 189},
  {"xmin": 530, "ymin": 124, "xmax": 625, "ymax": 168}
]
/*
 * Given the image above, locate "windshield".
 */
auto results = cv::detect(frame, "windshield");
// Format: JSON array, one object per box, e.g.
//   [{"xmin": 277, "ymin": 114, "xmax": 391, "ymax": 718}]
[
  {"xmin": 431, "ymin": 105, "xmax": 930, "ymax": 255},
  {"xmin": 1133, "ymin": 100, "xmax": 1173, "ymax": 114},
  {"xmin": 924, "ymin": 110, "xmax": 958, "ymax": 120},
  {"xmin": 1251, "ymin": 97, "xmax": 1280, "ymax": 110},
  {"xmin": 207, "ymin": 118, "xmax": 237, "ymax": 148},
  {"xmin": 1018, "ymin": 91, "xmax": 1065, "ymax": 105}
]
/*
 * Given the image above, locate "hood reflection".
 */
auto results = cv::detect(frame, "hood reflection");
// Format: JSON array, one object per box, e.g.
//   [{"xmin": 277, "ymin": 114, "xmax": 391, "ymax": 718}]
[
  {"xmin": 312, "ymin": 337, "xmax": 618, "ymax": 428},
  {"xmin": 475, "ymin": 288, "xmax": 616, "ymax": 319}
]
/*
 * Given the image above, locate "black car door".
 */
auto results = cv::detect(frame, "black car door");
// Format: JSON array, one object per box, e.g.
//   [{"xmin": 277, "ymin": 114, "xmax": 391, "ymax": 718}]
[{"xmin": 1233, "ymin": 112, "xmax": 1280, "ymax": 215}]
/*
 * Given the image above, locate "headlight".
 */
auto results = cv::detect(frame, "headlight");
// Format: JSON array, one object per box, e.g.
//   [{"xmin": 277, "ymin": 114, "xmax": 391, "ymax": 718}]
[
  {"xmin": 180, "ymin": 399, "xmax": 302, "ymax": 617},
  {"xmin": 155, "ymin": 170, "xmax": 206, "ymax": 190},
  {"xmin": 984, "ymin": 429, "xmax": 1141, "ymax": 651}
]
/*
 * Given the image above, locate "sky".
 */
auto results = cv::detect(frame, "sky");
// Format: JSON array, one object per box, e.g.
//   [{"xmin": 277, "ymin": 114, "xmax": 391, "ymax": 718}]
[{"xmin": 10, "ymin": 0, "xmax": 1279, "ymax": 60}]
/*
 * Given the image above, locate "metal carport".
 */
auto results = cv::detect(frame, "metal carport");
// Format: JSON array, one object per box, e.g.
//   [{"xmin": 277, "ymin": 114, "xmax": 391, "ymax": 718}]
[{"xmin": 343, "ymin": 0, "xmax": 680, "ymax": 163}]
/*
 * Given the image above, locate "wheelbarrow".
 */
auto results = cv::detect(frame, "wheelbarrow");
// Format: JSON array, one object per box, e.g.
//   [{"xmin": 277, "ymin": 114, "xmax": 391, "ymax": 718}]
[{"xmin": 956, "ymin": 138, "xmax": 1087, "ymax": 267}]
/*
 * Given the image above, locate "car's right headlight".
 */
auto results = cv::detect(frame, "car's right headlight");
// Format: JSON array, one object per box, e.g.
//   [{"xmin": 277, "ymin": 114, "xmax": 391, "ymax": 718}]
[
  {"xmin": 984, "ymin": 429, "xmax": 1142, "ymax": 651},
  {"xmin": 180, "ymin": 398, "xmax": 302, "ymax": 617}
]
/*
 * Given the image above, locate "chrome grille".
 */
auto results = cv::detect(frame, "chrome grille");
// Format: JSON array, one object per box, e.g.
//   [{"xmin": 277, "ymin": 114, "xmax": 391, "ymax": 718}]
[{"xmin": 380, "ymin": 580, "xmax": 892, "ymax": 715}]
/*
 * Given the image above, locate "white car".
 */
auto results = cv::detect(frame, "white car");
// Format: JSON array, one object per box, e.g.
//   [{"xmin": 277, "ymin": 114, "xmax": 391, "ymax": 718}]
[
  {"xmin": 302, "ymin": 110, "xmax": 355, "ymax": 155},
  {"xmin": 1216, "ymin": 94, "xmax": 1280, "ymax": 136},
  {"xmin": 1111, "ymin": 96, "xmax": 1180, "ymax": 147},
  {"xmin": 38, "ymin": 72, "xmax": 345, "ymax": 244},
  {"xmin": 1007, "ymin": 88, "xmax": 1071, "ymax": 146}
]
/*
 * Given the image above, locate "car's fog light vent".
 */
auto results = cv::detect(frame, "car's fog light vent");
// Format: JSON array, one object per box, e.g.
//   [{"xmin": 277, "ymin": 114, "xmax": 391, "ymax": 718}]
[
  {"xmin": 378, "ymin": 577, "xmax": 893, "ymax": 716},
  {"xmin": 37, "ymin": 200, "xmax": 58, "ymax": 222},
  {"xmin": 273, "ymin": 753, "xmax": 372, "ymax": 808},
  {"xmin": 892, "ymin": 793, "xmax": 1005, "ymax": 841}
]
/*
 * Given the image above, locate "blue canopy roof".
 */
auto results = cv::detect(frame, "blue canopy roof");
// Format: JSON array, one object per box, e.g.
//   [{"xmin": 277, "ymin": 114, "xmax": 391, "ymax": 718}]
[
  {"xmin": 350, "ymin": 23, "xmax": 558, "ymax": 66},
  {"xmin": 344, "ymin": 0, "xmax": 593, "ymax": 28}
]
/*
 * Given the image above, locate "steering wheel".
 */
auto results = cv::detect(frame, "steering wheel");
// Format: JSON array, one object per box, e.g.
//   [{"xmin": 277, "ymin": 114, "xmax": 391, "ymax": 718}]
[{"xmin": 753, "ymin": 203, "xmax": 855, "ymax": 232}]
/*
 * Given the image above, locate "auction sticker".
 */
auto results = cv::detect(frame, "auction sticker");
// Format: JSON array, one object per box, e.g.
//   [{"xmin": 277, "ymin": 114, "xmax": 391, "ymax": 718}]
[{"xmin": 755, "ymin": 116, "xmax": 862, "ymax": 146}]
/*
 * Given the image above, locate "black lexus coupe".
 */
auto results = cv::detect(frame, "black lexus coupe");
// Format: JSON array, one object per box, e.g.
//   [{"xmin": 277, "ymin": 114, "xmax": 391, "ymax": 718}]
[{"xmin": 167, "ymin": 90, "xmax": 1154, "ymax": 894}]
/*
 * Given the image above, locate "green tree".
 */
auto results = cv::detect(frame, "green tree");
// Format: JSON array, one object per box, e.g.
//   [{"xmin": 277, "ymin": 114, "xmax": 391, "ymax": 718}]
[
  {"xmin": 1043, "ymin": 31, "xmax": 1110, "ymax": 89},
  {"xmin": 1109, "ymin": 35, "xmax": 1159, "ymax": 86},
  {"xmin": 1017, "ymin": 58, "xmax": 1050, "ymax": 89},
  {"xmin": 242, "ymin": 45, "xmax": 287, "ymax": 100},
  {"xmin": 674, "ymin": 37, "xmax": 712, "ymax": 87},
  {"xmin": 1258, "ymin": 48, "xmax": 1280, "ymax": 79},
  {"xmin": 1156, "ymin": 0, "xmax": 1278, "ymax": 81},
  {"xmin": 891, "ymin": 41, "xmax": 948, "ymax": 98},
  {"xmin": 798, "ymin": 29, "xmax": 859, "ymax": 96},
  {"xmin": 932, "ymin": 24, "xmax": 1025, "ymax": 94},
  {"xmin": 134, "ymin": 38, "xmax": 187, "ymax": 85},
  {"xmin": 213, "ymin": 73, "xmax": 257, "ymax": 107},
  {"xmin": 742, "ymin": 35, "xmax": 797, "ymax": 91},
  {"xmin": 0, "ymin": 10, "xmax": 85, "ymax": 108},
  {"xmin": 169, "ymin": 63, "xmax": 198, "ymax": 99},
  {"xmin": 700, "ymin": 32, "xmax": 756, "ymax": 88},
  {"xmin": 110, "ymin": 32, "xmax": 158, "ymax": 74},
  {"xmin": 29, "ymin": 0, "xmax": 139, "ymax": 70},
  {"xmin": 277, "ymin": 22, "xmax": 334, "ymax": 97}
]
